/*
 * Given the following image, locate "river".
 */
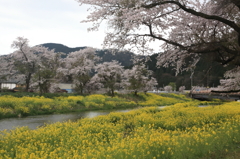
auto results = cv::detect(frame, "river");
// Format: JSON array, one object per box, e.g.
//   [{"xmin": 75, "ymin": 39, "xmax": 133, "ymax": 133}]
[
  {"xmin": 0, "ymin": 109, "xmax": 133, "ymax": 131},
  {"xmin": 0, "ymin": 105, "xmax": 208, "ymax": 131}
]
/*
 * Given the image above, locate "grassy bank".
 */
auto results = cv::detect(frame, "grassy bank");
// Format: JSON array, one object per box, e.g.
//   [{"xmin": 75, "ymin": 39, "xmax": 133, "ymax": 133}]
[
  {"xmin": 0, "ymin": 94, "xmax": 133, "ymax": 119},
  {"xmin": 1, "ymin": 101, "xmax": 240, "ymax": 158},
  {"xmin": 0, "ymin": 93, "xmax": 204, "ymax": 119}
]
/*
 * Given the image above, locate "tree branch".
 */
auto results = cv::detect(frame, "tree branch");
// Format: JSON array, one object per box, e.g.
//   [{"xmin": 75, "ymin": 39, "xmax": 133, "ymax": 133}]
[
  {"xmin": 142, "ymin": 1, "xmax": 240, "ymax": 34},
  {"xmin": 143, "ymin": 22, "xmax": 186, "ymax": 49}
]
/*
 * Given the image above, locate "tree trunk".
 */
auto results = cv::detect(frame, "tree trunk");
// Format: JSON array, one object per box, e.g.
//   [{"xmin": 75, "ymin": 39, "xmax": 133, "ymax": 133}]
[
  {"xmin": 25, "ymin": 73, "xmax": 32, "ymax": 92},
  {"xmin": 80, "ymin": 88, "xmax": 83, "ymax": 95},
  {"xmin": 111, "ymin": 89, "xmax": 115, "ymax": 97},
  {"xmin": 134, "ymin": 90, "xmax": 138, "ymax": 96},
  {"xmin": 238, "ymin": 33, "xmax": 240, "ymax": 47}
]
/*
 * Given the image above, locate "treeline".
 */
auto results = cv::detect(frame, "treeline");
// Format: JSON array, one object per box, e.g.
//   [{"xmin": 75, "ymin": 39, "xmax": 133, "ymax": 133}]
[
  {"xmin": 1, "ymin": 41, "xmax": 230, "ymax": 93},
  {"xmin": 0, "ymin": 38, "xmax": 157, "ymax": 96},
  {"xmin": 146, "ymin": 54, "xmax": 230, "ymax": 90},
  {"xmin": 41, "ymin": 43, "xmax": 230, "ymax": 90}
]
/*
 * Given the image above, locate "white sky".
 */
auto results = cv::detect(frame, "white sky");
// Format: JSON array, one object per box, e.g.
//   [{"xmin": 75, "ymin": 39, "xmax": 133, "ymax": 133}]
[{"xmin": 0, "ymin": 0, "xmax": 107, "ymax": 55}]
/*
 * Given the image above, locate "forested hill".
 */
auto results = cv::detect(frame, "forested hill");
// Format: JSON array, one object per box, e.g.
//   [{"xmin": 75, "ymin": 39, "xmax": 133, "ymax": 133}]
[
  {"xmin": 40, "ymin": 43, "xmax": 86, "ymax": 54},
  {"xmin": 40, "ymin": 43, "xmax": 227, "ymax": 90},
  {"xmin": 40, "ymin": 43, "xmax": 137, "ymax": 67}
]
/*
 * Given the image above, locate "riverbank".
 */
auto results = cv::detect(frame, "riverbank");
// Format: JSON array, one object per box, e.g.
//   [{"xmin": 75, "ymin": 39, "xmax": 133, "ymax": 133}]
[
  {"xmin": 0, "ymin": 108, "xmax": 136, "ymax": 131},
  {"xmin": 0, "ymin": 93, "xmax": 214, "ymax": 120}
]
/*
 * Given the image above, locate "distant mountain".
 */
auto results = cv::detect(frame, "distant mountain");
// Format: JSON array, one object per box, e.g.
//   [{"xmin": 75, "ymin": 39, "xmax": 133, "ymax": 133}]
[
  {"xmin": 97, "ymin": 49, "xmax": 139, "ymax": 67},
  {"xmin": 39, "ymin": 43, "xmax": 139, "ymax": 67},
  {"xmin": 40, "ymin": 43, "xmax": 86, "ymax": 54}
]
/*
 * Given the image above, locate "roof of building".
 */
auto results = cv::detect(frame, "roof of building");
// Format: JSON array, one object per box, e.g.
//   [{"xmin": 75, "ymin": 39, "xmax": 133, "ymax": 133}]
[{"xmin": 0, "ymin": 80, "xmax": 19, "ymax": 84}]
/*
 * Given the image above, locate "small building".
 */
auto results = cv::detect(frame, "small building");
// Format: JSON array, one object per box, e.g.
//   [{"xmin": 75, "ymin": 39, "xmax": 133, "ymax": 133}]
[
  {"xmin": 0, "ymin": 81, "xmax": 19, "ymax": 90},
  {"xmin": 58, "ymin": 83, "xmax": 75, "ymax": 93}
]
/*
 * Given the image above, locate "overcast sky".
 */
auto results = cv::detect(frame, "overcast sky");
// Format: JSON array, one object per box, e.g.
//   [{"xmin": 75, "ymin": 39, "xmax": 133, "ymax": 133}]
[{"xmin": 0, "ymin": 0, "xmax": 107, "ymax": 55}]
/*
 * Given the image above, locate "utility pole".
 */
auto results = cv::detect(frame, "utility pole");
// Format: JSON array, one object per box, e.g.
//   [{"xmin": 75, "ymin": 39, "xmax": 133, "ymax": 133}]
[
  {"xmin": 190, "ymin": 68, "xmax": 194, "ymax": 90},
  {"xmin": 190, "ymin": 67, "xmax": 195, "ymax": 97}
]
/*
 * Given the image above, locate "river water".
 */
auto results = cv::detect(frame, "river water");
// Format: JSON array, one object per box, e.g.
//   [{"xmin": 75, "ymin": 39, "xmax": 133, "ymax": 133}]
[
  {"xmin": 0, "ymin": 105, "xmax": 208, "ymax": 131},
  {"xmin": 0, "ymin": 109, "xmax": 133, "ymax": 131}
]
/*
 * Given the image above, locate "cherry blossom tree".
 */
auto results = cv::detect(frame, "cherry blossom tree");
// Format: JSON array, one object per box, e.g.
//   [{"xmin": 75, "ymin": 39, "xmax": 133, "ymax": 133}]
[
  {"xmin": 142, "ymin": 78, "xmax": 158, "ymax": 94},
  {"xmin": 218, "ymin": 67, "xmax": 240, "ymax": 91},
  {"xmin": 57, "ymin": 47, "xmax": 99, "ymax": 94},
  {"xmin": 164, "ymin": 85, "xmax": 173, "ymax": 92},
  {"xmin": 84, "ymin": 75, "xmax": 104, "ymax": 94},
  {"xmin": 179, "ymin": 86, "xmax": 186, "ymax": 93},
  {"xmin": 11, "ymin": 37, "xmax": 47, "ymax": 91},
  {"xmin": 32, "ymin": 49, "xmax": 62, "ymax": 94},
  {"xmin": 93, "ymin": 60, "xmax": 124, "ymax": 96},
  {"xmin": 76, "ymin": 0, "xmax": 240, "ymax": 89},
  {"xmin": 123, "ymin": 63, "xmax": 157, "ymax": 95},
  {"xmin": 0, "ymin": 55, "xmax": 15, "ymax": 82}
]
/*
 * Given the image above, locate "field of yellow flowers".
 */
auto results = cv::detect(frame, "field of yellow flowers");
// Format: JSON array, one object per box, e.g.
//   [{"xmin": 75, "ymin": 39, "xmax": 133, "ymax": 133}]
[
  {"xmin": 0, "ymin": 93, "xmax": 195, "ymax": 119},
  {"xmin": 1, "ymin": 96, "xmax": 240, "ymax": 158}
]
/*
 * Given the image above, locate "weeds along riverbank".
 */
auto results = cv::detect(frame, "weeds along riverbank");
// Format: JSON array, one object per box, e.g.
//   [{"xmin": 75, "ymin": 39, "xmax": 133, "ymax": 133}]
[
  {"xmin": 1, "ymin": 100, "xmax": 240, "ymax": 158},
  {"xmin": 0, "ymin": 93, "xmax": 214, "ymax": 119}
]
